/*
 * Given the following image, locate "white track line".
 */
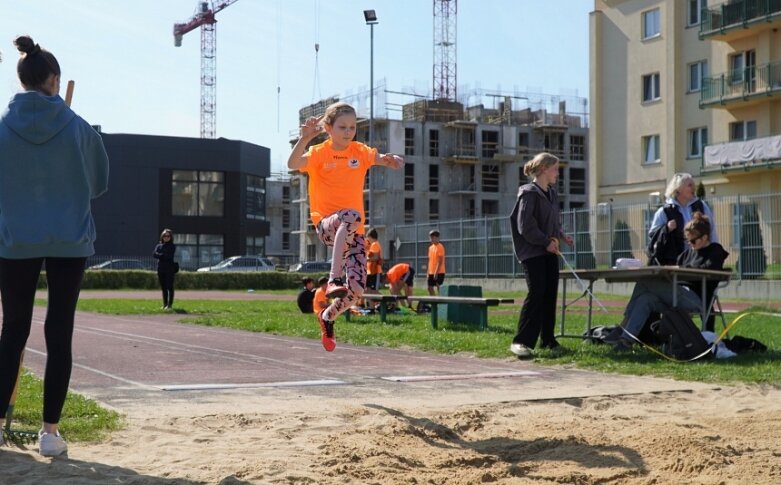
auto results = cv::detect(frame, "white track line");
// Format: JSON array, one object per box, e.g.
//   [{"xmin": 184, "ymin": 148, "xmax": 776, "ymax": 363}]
[
  {"xmin": 381, "ymin": 370, "xmax": 540, "ymax": 382},
  {"xmin": 158, "ymin": 380, "xmax": 347, "ymax": 391}
]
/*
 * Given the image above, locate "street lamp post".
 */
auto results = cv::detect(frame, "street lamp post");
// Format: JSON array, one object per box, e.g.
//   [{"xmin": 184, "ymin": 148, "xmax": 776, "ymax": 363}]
[{"xmin": 363, "ymin": 9, "xmax": 378, "ymax": 227}]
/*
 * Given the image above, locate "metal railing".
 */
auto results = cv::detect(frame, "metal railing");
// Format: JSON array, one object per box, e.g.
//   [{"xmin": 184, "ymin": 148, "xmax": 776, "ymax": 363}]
[
  {"xmin": 700, "ymin": 0, "xmax": 781, "ymax": 37},
  {"xmin": 390, "ymin": 192, "xmax": 781, "ymax": 280},
  {"xmin": 701, "ymin": 61, "xmax": 781, "ymax": 106}
]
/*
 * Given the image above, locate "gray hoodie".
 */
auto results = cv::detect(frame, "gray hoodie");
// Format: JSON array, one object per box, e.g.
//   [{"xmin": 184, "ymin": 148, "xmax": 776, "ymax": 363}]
[{"xmin": 509, "ymin": 183, "xmax": 563, "ymax": 262}]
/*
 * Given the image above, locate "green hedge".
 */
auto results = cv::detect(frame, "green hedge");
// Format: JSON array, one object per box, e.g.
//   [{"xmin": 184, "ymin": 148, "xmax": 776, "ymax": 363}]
[{"xmin": 36, "ymin": 270, "xmax": 328, "ymax": 290}]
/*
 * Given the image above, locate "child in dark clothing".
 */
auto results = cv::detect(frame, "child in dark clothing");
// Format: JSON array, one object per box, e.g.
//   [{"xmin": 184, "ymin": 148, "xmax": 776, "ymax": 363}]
[{"xmin": 296, "ymin": 277, "xmax": 316, "ymax": 313}]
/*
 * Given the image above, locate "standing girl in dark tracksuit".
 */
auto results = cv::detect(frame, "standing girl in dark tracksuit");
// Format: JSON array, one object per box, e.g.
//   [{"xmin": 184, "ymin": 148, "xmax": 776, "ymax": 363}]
[
  {"xmin": 153, "ymin": 229, "xmax": 176, "ymax": 309},
  {"xmin": 509, "ymin": 153, "xmax": 573, "ymax": 358}
]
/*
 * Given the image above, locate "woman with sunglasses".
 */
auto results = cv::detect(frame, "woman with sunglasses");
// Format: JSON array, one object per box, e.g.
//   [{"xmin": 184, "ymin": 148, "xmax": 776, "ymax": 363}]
[
  {"xmin": 153, "ymin": 229, "xmax": 177, "ymax": 309},
  {"xmin": 611, "ymin": 213, "xmax": 728, "ymax": 351}
]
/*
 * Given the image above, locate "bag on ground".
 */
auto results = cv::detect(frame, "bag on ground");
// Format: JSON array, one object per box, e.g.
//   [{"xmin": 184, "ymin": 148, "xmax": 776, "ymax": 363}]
[{"xmin": 650, "ymin": 308, "xmax": 711, "ymax": 360}]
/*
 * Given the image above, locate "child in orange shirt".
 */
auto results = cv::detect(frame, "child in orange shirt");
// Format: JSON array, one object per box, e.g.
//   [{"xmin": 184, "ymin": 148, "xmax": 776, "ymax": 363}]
[
  {"xmin": 313, "ymin": 276, "xmax": 329, "ymax": 314},
  {"xmin": 426, "ymin": 230, "xmax": 446, "ymax": 296},
  {"xmin": 288, "ymin": 102, "xmax": 404, "ymax": 351}
]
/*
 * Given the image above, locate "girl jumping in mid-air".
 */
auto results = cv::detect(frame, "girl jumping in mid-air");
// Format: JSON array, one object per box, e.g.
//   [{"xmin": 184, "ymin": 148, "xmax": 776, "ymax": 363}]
[{"xmin": 287, "ymin": 102, "xmax": 404, "ymax": 351}]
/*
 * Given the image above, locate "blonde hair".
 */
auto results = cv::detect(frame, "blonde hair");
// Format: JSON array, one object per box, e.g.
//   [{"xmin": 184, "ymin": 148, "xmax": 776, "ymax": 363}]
[
  {"xmin": 523, "ymin": 152, "xmax": 559, "ymax": 178},
  {"xmin": 323, "ymin": 102, "xmax": 356, "ymax": 126},
  {"xmin": 665, "ymin": 173, "xmax": 694, "ymax": 199}
]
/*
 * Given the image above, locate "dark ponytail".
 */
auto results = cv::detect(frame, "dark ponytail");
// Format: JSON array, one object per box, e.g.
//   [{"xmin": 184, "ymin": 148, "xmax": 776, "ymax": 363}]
[
  {"xmin": 14, "ymin": 36, "xmax": 60, "ymax": 91},
  {"xmin": 684, "ymin": 211, "xmax": 711, "ymax": 240}
]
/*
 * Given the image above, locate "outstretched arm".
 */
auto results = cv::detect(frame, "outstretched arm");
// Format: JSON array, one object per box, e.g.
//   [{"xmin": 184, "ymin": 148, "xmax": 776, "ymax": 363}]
[
  {"xmin": 288, "ymin": 115, "xmax": 324, "ymax": 170},
  {"xmin": 374, "ymin": 152, "xmax": 404, "ymax": 169}
]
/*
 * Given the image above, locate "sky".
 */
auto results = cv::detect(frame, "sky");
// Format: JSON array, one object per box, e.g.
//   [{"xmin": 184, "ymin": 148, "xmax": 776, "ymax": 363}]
[{"xmin": 1, "ymin": 0, "xmax": 592, "ymax": 174}]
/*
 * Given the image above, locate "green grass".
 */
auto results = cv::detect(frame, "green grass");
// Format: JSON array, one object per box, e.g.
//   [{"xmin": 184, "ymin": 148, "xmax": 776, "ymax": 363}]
[
  {"xmin": 8, "ymin": 371, "xmax": 124, "ymax": 443},
  {"xmin": 14, "ymin": 292, "xmax": 779, "ymax": 443}
]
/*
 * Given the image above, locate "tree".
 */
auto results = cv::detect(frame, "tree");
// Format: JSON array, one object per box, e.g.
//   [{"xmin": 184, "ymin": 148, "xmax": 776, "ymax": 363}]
[{"xmin": 696, "ymin": 181, "xmax": 706, "ymax": 200}]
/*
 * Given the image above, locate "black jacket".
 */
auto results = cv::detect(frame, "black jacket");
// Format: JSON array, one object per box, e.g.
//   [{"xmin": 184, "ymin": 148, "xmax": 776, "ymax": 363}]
[
  {"xmin": 153, "ymin": 241, "xmax": 176, "ymax": 273},
  {"xmin": 510, "ymin": 183, "xmax": 563, "ymax": 263},
  {"xmin": 676, "ymin": 242, "xmax": 729, "ymax": 305}
]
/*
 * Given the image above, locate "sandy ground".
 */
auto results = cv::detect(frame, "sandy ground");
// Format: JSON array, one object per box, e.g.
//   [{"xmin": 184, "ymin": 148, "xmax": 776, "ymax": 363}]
[{"xmin": 2, "ymin": 383, "xmax": 779, "ymax": 484}]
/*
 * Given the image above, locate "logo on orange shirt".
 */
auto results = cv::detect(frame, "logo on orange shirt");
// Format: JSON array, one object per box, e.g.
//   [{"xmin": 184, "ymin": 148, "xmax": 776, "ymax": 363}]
[{"xmin": 348, "ymin": 159, "xmax": 359, "ymax": 168}]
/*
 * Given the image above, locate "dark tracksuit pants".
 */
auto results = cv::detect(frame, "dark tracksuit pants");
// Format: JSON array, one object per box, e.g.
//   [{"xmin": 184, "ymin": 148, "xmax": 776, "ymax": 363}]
[
  {"xmin": 0, "ymin": 257, "xmax": 86, "ymax": 424},
  {"xmin": 158, "ymin": 271, "xmax": 175, "ymax": 307},
  {"xmin": 513, "ymin": 253, "xmax": 559, "ymax": 349}
]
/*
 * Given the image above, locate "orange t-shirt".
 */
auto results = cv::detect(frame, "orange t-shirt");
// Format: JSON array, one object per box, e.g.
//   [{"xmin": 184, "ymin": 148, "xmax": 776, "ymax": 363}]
[
  {"xmin": 428, "ymin": 242, "xmax": 446, "ymax": 275},
  {"xmin": 301, "ymin": 139, "xmax": 377, "ymax": 234},
  {"xmin": 314, "ymin": 287, "xmax": 329, "ymax": 311},
  {"xmin": 367, "ymin": 241, "xmax": 383, "ymax": 275},
  {"xmin": 386, "ymin": 263, "xmax": 410, "ymax": 284}
]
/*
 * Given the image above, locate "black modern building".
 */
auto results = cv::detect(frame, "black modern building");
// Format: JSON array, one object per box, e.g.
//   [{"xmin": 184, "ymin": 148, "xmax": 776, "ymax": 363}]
[{"xmin": 93, "ymin": 133, "xmax": 270, "ymax": 270}]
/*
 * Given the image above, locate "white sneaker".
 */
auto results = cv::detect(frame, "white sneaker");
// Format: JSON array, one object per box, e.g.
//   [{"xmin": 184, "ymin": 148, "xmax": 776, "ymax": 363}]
[
  {"xmin": 39, "ymin": 431, "xmax": 67, "ymax": 457},
  {"xmin": 509, "ymin": 342, "xmax": 533, "ymax": 358}
]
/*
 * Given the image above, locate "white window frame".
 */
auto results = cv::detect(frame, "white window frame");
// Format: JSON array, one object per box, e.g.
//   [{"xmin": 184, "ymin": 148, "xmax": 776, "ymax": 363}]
[
  {"xmin": 642, "ymin": 8, "xmax": 661, "ymax": 40},
  {"xmin": 642, "ymin": 73, "xmax": 661, "ymax": 102},
  {"xmin": 688, "ymin": 0, "xmax": 706, "ymax": 27},
  {"xmin": 642, "ymin": 135, "xmax": 661, "ymax": 164},
  {"xmin": 729, "ymin": 120, "xmax": 757, "ymax": 141},
  {"xmin": 688, "ymin": 60, "xmax": 708, "ymax": 93},
  {"xmin": 688, "ymin": 127, "xmax": 708, "ymax": 158}
]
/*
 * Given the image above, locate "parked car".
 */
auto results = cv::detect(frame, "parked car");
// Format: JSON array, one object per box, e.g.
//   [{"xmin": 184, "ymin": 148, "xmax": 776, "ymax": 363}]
[
  {"xmin": 89, "ymin": 259, "xmax": 149, "ymax": 270},
  {"xmin": 289, "ymin": 261, "xmax": 332, "ymax": 273},
  {"xmin": 196, "ymin": 255, "xmax": 276, "ymax": 272}
]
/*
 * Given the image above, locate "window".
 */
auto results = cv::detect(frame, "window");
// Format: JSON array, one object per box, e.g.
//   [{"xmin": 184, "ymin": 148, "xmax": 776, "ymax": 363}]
[
  {"xmin": 642, "ymin": 73, "xmax": 661, "ymax": 102},
  {"xmin": 570, "ymin": 135, "xmax": 585, "ymax": 161},
  {"xmin": 688, "ymin": 127, "xmax": 708, "ymax": 158},
  {"xmin": 282, "ymin": 186, "xmax": 290, "ymax": 203},
  {"xmin": 467, "ymin": 199, "xmax": 476, "ymax": 218},
  {"xmin": 245, "ymin": 175, "xmax": 265, "ymax": 220},
  {"xmin": 404, "ymin": 198, "xmax": 415, "ymax": 223},
  {"xmin": 404, "ymin": 163, "xmax": 415, "ymax": 191},
  {"xmin": 730, "ymin": 50, "xmax": 755, "ymax": 87},
  {"xmin": 481, "ymin": 200, "xmax": 499, "ymax": 216},
  {"xmin": 642, "ymin": 135, "xmax": 661, "ymax": 164},
  {"xmin": 404, "ymin": 127, "xmax": 415, "ymax": 156},
  {"xmin": 172, "ymin": 170, "xmax": 225, "ymax": 217},
  {"xmin": 245, "ymin": 237, "xmax": 265, "ymax": 256},
  {"xmin": 282, "ymin": 209, "xmax": 290, "ymax": 228},
  {"xmin": 429, "ymin": 129, "xmax": 439, "ymax": 157},
  {"xmin": 730, "ymin": 120, "xmax": 757, "ymax": 141},
  {"xmin": 176, "ymin": 233, "xmax": 224, "ymax": 268},
  {"xmin": 518, "ymin": 132, "xmax": 529, "ymax": 148},
  {"xmin": 429, "ymin": 199, "xmax": 439, "ymax": 221},
  {"xmin": 482, "ymin": 164, "xmax": 499, "ymax": 192},
  {"xmin": 688, "ymin": 0, "xmax": 705, "ymax": 26},
  {"xmin": 642, "ymin": 8, "xmax": 660, "ymax": 39},
  {"xmin": 429, "ymin": 164, "xmax": 439, "ymax": 191},
  {"xmin": 544, "ymin": 132, "xmax": 564, "ymax": 154},
  {"xmin": 481, "ymin": 130, "xmax": 499, "ymax": 158},
  {"xmin": 688, "ymin": 60, "xmax": 708, "ymax": 92},
  {"xmin": 570, "ymin": 168, "xmax": 586, "ymax": 195}
]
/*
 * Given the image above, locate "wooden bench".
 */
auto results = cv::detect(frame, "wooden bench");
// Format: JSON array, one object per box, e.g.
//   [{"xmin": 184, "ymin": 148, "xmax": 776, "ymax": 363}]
[
  {"xmin": 408, "ymin": 296, "xmax": 516, "ymax": 330},
  {"xmin": 358, "ymin": 294, "xmax": 410, "ymax": 323}
]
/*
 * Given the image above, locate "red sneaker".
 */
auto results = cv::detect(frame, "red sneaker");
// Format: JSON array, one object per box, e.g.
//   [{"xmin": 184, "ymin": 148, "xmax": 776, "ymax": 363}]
[
  {"xmin": 317, "ymin": 310, "xmax": 336, "ymax": 352},
  {"xmin": 325, "ymin": 278, "xmax": 348, "ymax": 299}
]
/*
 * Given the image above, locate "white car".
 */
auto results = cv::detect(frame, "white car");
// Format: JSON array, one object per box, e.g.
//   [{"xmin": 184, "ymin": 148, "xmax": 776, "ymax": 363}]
[{"xmin": 196, "ymin": 256, "xmax": 275, "ymax": 272}]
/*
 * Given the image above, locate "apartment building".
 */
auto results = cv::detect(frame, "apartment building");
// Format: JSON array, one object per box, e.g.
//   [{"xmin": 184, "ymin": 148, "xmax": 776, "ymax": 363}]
[
  {"xmin": 590, "ymin": 0, "xmax": 781, "ymax": 206},
  {"xmin": 265, "ymin": 177, "xmax": 300, "ymax": 267},
  {"xmin": 289, "ymin": 93, "xmax": 589, "ymax": 263}
]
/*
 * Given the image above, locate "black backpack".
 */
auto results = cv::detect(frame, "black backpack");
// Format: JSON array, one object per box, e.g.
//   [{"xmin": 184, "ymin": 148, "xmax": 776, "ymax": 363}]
[
  {"xmin": 647, "ymin": 200, "xmax": 705, "ymax": 266},
  {"xmin": 650, "ymin": 308, "xmax": 712, "ymax": 361}
]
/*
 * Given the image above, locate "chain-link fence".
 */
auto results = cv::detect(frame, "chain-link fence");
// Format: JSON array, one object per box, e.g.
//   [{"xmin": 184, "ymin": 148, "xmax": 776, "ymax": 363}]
[{"xmin": 390, "ymin": 192, "xmax": 781, "ymax": 281}]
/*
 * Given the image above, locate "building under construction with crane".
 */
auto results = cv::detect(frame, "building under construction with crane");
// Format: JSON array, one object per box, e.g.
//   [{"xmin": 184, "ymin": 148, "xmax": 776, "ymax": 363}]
[{"xmin": 284, "ymin": 0, "xmax": 590, "ymax": 264}]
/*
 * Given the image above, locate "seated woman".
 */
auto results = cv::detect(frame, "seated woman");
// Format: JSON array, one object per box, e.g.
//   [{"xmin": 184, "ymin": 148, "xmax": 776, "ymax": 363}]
[{"xmin": 613, "ymin": 213, "xmax": 729, "ymax": 351}]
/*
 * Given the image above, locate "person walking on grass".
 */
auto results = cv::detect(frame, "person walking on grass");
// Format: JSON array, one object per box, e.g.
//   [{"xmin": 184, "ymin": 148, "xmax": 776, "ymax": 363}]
[
  {"xmin": 509, "ymin": 152, "xmax": 572, "ymax": 359},
  {"xmin": 287, "ymin": 102, "xmax": 404, "ymax": 351},
  {"xmin": 0, "ymin": 36, "xmax": 109, "ymax": 456}
]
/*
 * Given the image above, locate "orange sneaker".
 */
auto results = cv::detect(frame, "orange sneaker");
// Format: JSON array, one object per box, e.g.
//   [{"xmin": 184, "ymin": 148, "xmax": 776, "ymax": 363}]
[
  {"xmin": 325, "ymin": 278, "xmax": 348, "ymax": 299},
  {"xmin": 317, "ymin": 310, "xmax": 336, "ymax": 352}
]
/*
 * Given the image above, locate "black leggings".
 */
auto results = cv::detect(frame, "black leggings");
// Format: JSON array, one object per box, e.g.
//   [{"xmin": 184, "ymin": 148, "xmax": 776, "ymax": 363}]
[
  {"xmin": 158, "ymin": 271, "xmax": 175, "ymax": 307},
  {"xmin": 513, "ymin": 253, "xmax": 560, "ymax": 348},
  {"xmin": 0, "ymin": 257, "xmax": 86, "ymax": 424}
]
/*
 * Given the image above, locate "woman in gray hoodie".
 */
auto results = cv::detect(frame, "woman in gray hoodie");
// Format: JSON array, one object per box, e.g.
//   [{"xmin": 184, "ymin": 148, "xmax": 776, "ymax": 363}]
[{"xmin": 509, "ymin": 153, "xmax": 572, "ymax": 358}]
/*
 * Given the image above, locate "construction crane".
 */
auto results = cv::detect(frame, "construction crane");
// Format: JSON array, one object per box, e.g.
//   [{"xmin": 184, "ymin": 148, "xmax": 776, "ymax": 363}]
[
  {"xmin": 174, "ymin": 0, "xmax": 239, "ymax": 139},
  {"xmin": 433, "ymin": 0, "xmax": 457, "ymax": 102}
]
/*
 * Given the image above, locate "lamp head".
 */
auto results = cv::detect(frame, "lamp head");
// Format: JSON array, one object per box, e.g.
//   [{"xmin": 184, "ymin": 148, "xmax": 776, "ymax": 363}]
[{"xmin": 363, "ymin": 9, "xmax": 378, "ymax": 24}]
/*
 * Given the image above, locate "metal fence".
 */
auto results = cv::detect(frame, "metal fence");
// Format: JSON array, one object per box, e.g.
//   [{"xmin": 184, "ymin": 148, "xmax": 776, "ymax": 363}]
[{"xmin": 390, "ymin": 192, "xmax": 781, "ymax": 280}]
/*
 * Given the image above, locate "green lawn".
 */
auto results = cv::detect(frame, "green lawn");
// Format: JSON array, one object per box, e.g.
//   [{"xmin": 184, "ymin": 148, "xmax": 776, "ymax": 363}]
[{"xmin": 12, "ymin": 292, "xmax": 778, "ymax": 444}]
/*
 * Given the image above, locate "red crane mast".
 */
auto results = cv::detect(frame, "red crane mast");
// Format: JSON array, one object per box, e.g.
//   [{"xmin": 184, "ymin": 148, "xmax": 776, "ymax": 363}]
[{"xmin": 174, "ymin": 0, "xmax": 239, "ymax": 138}]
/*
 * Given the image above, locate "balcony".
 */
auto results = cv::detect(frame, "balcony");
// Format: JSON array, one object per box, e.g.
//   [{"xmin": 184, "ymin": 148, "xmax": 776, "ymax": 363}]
[
  {"xmin": 700, "ymin": 0, "xmax": 781, "ymax": 41},
  {"xmin": 700, "ymin": 61, "xmax": 781, "ymax": 108},
  {"xmin": 702, "ymin": 133, "xmax": 781, "ymax": 172}
]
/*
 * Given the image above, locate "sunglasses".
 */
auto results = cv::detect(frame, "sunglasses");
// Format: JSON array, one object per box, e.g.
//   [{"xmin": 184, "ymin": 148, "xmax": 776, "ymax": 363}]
[{"xmin": 687, "ymin": 234, "xmax": 702, "ymax": 244}]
